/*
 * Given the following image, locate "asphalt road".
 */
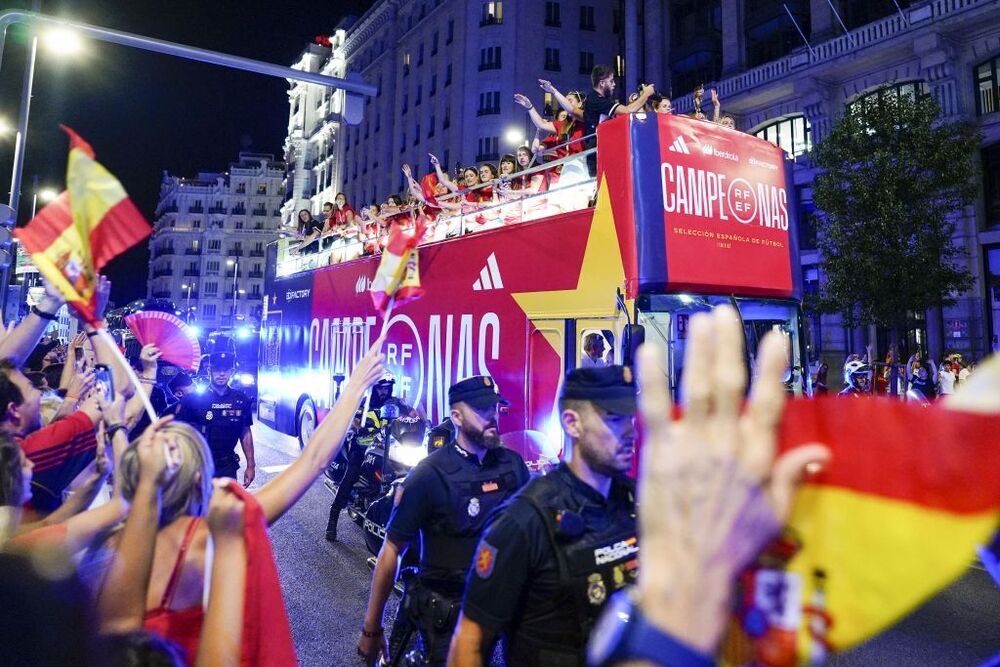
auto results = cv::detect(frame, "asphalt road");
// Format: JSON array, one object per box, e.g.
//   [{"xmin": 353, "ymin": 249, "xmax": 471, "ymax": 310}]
[{"xmin": 247, "ymin": 422, "xmax": 1000, "ymax": 667}]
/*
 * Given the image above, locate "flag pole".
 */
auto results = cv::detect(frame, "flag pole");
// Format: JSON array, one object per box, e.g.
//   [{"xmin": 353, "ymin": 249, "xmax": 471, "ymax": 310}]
[
  {"xmin": 359, "ymin": 297, "xmax": 395, "ymax": 419},
  {"xmin": 96, "ymin": 328, "xmax": 157, "ymax": 423}
]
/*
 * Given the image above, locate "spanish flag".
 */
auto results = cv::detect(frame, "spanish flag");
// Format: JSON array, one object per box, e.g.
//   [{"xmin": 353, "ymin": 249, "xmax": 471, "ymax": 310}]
[
  {"xmin": 14, "ymin": 126, "xmax": 151, "ymax": 326},
  {"xmin": 369, "ymin": 215, "xmax": 427, "ymax": 315},
  {"xmin": 724, "ymin": 397, "xmax": 1000, "ymax": 666}
]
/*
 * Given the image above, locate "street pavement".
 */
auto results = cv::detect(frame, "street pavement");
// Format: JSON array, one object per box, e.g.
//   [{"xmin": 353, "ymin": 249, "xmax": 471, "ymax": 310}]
[{"xmin": 248, "ymin": 422, "xmax": 1000, "ymax": 667}]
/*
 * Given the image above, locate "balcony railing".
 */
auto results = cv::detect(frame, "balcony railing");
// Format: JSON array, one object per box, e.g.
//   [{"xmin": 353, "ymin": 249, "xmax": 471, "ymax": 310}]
[
  {"xmin": 208, "ymin": 206, "xmax": 227, "ymax": 214},
  {"xmin": 248, "ymin": 250, "xmax": 265, "ymax": 258},
  {"xmin": 189, "ymin": 207, "xmax": 204, "ymax": 214},
  {"xmin": 480, "ymin": 15, "xmax": 502, "ymax": 26},
  {"xmin": 207, "ymin": 245, "xmax": 222, "ymax": 254},
  {"xmin": 184, "ymin": 249, "xmax": 202, "ymax": 256},
  {"xmin": 157, "ymin": 248, "xmax": 176, "ymax": 256},
  {"xmin": 153, "ymin": 269, "xmax": 174, "ymax": 278},
  {"xmin": 183, "ymin": 270, "xmax": 200, "ymax": 277},
  {"xmin": 252, "ymin": 209, "xmax": 267, "ymax": 217},
  {"xmin": 152, "ymin": 291, "xmax": 172, "ymax": 299},
  {"xmin": 247, "ymin": 271, "xmax": 264, "ymax": 279}
]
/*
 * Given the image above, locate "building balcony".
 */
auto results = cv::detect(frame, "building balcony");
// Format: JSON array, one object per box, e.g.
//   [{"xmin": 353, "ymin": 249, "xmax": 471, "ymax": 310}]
[
  {"xmin": 480, "ymin": 15, "xmax": 502, "ymax": 27},
  {"xmin": 248, "ymin": 250, "xmax": 265, "ymax": 258},
  {"xmin": 152, "ymin": 291, "xmax": 172, "ymax": 299},
  {"xmin": 208, "ymin": 206, "xmax": 227, "ymax": 214},
  {"xmin": 184, "ymin": 249, "xmax": 202, "ymax": 256},
  {"xmin": 156, "ymin": 248, "xmax": 176, "ymax": 256},
  {"xmin": 183, "ymin": 270, "xmax": 200, "ymax": 277},
  {"xmin": 189, "ymin": 207, "xmax": 204, "ymax": 214},
  {"xmin": 252, "ymin": 209, "xmax": 268, "ymax": 217},
  {"xmin": 152, "ymin": 269, "xmax": 174, "ymax": 278},
  {"xmin": 231, "ymin": 208, "xmax": 247, "ymax": 216},
  {"xmin": 247, "ymin": 270, "xmax": 264, "ymax": 279},
  {"xmin": 162, "ymin": 205, "xmax": 178, "ymax": 214}
]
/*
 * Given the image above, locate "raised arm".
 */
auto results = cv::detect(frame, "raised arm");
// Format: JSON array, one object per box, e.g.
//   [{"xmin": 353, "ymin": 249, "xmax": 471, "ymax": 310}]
[
  {"xmin": 255, "ymin": 339, "xmax": 386, "ymax": 525},
  {"xmin": 402, "ymin": 164, "xmax": 425, "ymax": 203},
  {"xmin": 0, "ymin": 279, "xmax": 66, "ymax": 367},
  {"xmin": 613, "ymin": 84, "xmax": 655, "ymax": 116},
  {"xmin": 82, "ymin": 278, "xmax": 133, "ymax": 399},
  {"xmin": 710, "ymin": 88, "xmax": 721, "ymax": 122},
  {"xmin": 429, "ymin": 153, "xmax": 459, "ymax": 193},
  {"xmin": 96, "ymin": 416, "xmax": 174, "ymax": 633},
  {"xmin": 196, "ymin": 482, "xmax": 247, "ymax": 667},
  {"xmin": 539, "ymin": 79, "xmax": 583, "ymax": 121},
  {"xmin": 513, "ymin": 94, "xmax": 556, "ymax": 133},
  {"xmin": 123, "ymin": 345, "xmax": 161, "ymax": 429}
]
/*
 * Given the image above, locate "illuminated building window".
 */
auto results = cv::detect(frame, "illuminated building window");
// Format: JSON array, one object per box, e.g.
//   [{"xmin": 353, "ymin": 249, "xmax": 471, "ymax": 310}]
[{"xmin": 753, "ymin": 114, "xmax": 812, "ymax": 157}]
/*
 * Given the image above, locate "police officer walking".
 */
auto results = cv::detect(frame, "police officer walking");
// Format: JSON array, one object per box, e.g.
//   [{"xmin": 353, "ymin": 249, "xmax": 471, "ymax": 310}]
[
  {"xmin": 177, "ymin": 352, "xmax": 256, "ymax": 486},
  {"xmin": 449, "ymin": 366, "xmax": 639, "ymax": 666},
  {"xmin": 326, "ymin": 373, "xmax": 410, "ymax": 541},
  {"xmin": 357, "ymin": 376, "xmax": 530, "ymax": 667}
]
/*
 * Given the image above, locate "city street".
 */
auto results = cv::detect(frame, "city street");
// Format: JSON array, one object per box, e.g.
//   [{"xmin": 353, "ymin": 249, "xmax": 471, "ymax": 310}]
[{"xmin": 248, "ymin": 421, "xmax": 1000, "ymax": 667}]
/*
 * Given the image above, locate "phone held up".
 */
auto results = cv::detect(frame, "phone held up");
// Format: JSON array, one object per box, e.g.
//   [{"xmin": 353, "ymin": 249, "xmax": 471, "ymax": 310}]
[{"xmin": 94, "ymin": 364, "xmax": 115, "ymax": 403}]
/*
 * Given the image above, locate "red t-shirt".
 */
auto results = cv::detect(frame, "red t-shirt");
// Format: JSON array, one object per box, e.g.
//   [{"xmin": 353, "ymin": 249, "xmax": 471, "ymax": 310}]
[{"xmin": 18, "ymin": 411, "xmax": 97, "ymax": 514}]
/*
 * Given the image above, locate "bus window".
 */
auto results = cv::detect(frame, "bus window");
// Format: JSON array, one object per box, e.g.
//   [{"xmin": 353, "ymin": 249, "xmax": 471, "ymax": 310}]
[{"xmin": 580, "ymin": 329, "xmax": 614, "ymax": 368}]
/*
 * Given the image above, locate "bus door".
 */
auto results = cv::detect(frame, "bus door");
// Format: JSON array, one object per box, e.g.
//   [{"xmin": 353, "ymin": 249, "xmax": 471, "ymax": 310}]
[
  {"xmin": 574, "ymin": 317, "xmax": 625, "ymax": 369},
  {"xmin": 518, "ymin": 320, "xmax": 567, "ymax": 469}
]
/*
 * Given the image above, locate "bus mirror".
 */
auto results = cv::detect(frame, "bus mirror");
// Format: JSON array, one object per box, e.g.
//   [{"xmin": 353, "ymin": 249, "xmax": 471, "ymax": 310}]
[{"xmin": 622, "ymin": 324, "xmax": 645, "ymax": 366}]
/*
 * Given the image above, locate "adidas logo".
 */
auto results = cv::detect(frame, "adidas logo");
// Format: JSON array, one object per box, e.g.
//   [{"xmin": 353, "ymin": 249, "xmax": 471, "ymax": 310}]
[
  {"xmin": 472, "ymin": 252, "xmax": 504, "ymax": 291},
  {"xmin": 668, "ymin": 136, "xmax": 691, "ymax": 154},
  {"xmin": 355, "ymin": 275, "xmax": 371, "ymax": 294}
]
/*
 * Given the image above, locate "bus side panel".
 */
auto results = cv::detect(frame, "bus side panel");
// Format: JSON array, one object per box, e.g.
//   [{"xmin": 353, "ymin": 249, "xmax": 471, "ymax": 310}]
[{"xmin": 259, "ymin": 271, "xmax": 317, "ymax": 435}]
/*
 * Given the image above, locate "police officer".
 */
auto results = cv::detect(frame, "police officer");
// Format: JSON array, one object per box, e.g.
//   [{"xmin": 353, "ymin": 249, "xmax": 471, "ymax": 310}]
[
  {"xmin": 177, "ymin": 352, "xmax": 256, "ymax": 486},
  {"xmin": 449, "ymin": 366, "xmax": 639, "ymax": 666},
  {"xmin": 357, "ymin": 376, "xmax": 530, "ymax": 667},
  {"xmin": 326, "ymin": 373, "xmax": 410, "ymax": 541}
]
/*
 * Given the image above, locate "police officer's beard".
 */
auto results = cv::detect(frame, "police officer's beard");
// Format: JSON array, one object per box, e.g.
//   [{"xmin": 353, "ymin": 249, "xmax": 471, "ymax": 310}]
[{"xmin": 461, "ymin": 421, "xmax": 501, "ymax": 450}]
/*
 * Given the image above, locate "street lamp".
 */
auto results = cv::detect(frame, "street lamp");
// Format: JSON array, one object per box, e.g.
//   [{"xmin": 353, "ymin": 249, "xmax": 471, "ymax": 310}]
[
  {"xmin": 30, "ymin": 182, "xmax": 57, "ymax": 220},
  {"xmin": 41, "ymin": 27, "xmax": 84, "ymax": 55},
  {"xmin": 181, "ymin": 283, "xmax": 193, "ymax": 322},
  {"xmin": 504, "ymin": 127, "xmax": 525, "ymax": 146},
  {"xmin": 0, "ymin": 118, "xmax": 11, "ymax": 135},
  {"xmin": 227, "ymin": 258, "xmax": 239, "ymax": 325}
]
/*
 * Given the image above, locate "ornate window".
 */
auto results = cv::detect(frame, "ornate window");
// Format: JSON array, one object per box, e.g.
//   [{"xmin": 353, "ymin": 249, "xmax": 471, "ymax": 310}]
[{"xmin": 753, "ymin": 114, "xmax": 812, "ymax": 157}]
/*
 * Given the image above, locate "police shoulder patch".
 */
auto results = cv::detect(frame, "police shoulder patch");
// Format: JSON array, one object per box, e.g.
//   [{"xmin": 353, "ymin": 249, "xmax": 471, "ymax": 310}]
[{"xmin": 475, "ymin": 542, "xmax": 498, "ymax": 579}]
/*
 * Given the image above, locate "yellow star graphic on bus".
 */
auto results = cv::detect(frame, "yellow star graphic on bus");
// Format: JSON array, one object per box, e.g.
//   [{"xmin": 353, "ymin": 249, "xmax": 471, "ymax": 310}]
[{"xmin": 511, "ymin": 178, "xmax": 628, "ymax": 321}]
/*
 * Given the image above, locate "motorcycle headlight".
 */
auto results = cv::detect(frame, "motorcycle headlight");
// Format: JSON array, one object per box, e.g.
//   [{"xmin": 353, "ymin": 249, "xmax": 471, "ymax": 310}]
[
  {"xmin": 388, "ymin": 442, "xmax": 427, "ymax": 468},
  {"xmin": 239, "ymin": 373, "xmax": 255, "ymax": 385}
]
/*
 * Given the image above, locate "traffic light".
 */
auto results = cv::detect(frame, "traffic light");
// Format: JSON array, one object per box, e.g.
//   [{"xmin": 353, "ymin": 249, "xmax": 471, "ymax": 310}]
[{"xmin": 0, "ymin": 204, "xmax": 15, "ymax": 271}]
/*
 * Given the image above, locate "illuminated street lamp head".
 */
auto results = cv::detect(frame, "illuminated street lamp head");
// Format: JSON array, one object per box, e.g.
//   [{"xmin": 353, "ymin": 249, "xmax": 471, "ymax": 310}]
[
  {"xmin": 38, "ymin": 188, "xmax": 58, "ymax": 202},
  {"xmin": 227, "ymin": 259, "xmax": 236, "ymax": 266},
  {"xmin": 504, "ymin": 127, "xmax": 525, "ymax": 146},
  {"xmin": 181, "ymin": 283, "xmax": 189, "ymax": 289},
  {"xmin": 0, "ymin": 118, "xmax": 11, "ymax": 135},
  {"xmin": 42, "ymin": 28, "xmax": 85, "ymax": 56}
]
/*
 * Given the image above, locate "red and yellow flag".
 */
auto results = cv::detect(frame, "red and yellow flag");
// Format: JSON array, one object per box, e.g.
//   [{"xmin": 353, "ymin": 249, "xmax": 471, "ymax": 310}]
[
  {"xmin": 14, "ymin": 126, "xmax": 151, "ymax": 326},
  {"xmin": 369, "ymin": 215, "xmax": 427, "ymax": 315},
  {"xmin": 724, "ymin": 397, "xmax": 1000, "ymax": 666}
]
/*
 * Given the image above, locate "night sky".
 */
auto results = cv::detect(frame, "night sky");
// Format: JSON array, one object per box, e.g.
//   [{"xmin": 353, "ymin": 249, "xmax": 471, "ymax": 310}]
[{"xmin": 0, "ymin": 0, "xmax": 375, "ymax": 304}]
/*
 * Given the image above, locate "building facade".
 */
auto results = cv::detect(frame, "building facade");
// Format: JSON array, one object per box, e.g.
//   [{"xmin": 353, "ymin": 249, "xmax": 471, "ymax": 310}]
[
  {"xmin": 147, "ymin": 152, "xmax": 285, "ymax": 328},
  {"xmin": 282, "ymin": 0, "xmax": 625, "ymax": 220},
  {"xmin": 638, "ymin": 0, "xmax": 1000, "ymax": 370}
]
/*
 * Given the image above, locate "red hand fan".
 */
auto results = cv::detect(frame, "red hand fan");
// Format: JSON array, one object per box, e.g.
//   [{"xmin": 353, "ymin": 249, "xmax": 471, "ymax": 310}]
[{"xmin": 124, "ymin": 311, "xmax": 202, "ymax": 372}]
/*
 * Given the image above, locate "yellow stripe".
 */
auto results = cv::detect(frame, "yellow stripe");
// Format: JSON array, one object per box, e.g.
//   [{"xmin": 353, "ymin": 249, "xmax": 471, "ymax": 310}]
[
  {"xmin": 787, "ymin": 485, "xmax": 998, "ymax": 652},
  {"xmin": 67, "ymin": 147, "xmax": 127, "ymax": 228}
]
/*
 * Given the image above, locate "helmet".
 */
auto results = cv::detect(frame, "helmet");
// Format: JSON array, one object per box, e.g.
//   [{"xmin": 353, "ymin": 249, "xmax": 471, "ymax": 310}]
[
  {"xmin": 389, "ymin": 416, "xmax": 427, "ymax": 446},
  {"xmin": 374, "ymin": 372, "xmax": 395, "ymax": 388},
  {"xmin": 843, "ymin": 360, "xmax": 871, "ymax": 392}
]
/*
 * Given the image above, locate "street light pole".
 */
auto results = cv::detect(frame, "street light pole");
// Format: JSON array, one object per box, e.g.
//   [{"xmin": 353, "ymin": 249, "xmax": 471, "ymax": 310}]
[
  {"xmin": 228, "ymin": 258, "xmax": 239, "ymax": 326},
  {"xmin": 182, "ymin": 283, "xmax": 192, "ymax": 322}
]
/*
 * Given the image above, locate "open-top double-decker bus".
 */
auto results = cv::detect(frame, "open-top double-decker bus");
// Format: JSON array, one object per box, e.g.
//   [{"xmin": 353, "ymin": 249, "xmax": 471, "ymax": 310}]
[{"xmin": 259, "ymin": 112, "xmax": 805, "ymax": 466}]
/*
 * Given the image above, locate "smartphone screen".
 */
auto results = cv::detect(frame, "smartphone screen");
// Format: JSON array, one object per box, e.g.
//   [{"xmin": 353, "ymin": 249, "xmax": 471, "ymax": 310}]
[{"xmin": 94, "ymin": 364, "xmax": 114, "ymax": 402}]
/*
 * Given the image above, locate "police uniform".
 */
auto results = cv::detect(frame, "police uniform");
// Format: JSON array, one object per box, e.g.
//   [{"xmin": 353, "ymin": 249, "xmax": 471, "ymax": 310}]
[
  {"xmin": 461, "ymin": 366, "xmax": 639, "ymax": 667},
  {"xmin": 177, "ymin": 353, "xmax": 254, "ymax": 479},
  {"xmin": 385, "ymin": 376, "xmax": 530, "ymax": 665}
]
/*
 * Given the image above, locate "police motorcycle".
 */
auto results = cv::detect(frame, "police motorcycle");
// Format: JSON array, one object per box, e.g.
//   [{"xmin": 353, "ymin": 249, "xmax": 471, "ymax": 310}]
[{"xmin": 325, "ymin": 404, "xmax": 431, "ymax": 556}]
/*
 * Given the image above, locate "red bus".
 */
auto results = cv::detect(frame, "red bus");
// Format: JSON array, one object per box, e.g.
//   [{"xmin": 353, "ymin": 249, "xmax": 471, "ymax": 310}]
[{"xmin": 259, "ymin": 113, "xmax": 806, "ymax": 466}]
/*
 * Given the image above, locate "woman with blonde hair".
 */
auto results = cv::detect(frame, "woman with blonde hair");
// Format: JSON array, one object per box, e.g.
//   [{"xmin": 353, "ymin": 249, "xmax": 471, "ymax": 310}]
[{"xmin": 95, "ymin": 341, "xmax": 387, "ymax": 665}]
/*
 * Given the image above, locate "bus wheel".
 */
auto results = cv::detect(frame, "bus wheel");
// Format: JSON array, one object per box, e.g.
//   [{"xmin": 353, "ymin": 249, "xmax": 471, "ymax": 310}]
[{"xmin": 297, "ymin": 399, "xmax": 316, "ymax": 450}]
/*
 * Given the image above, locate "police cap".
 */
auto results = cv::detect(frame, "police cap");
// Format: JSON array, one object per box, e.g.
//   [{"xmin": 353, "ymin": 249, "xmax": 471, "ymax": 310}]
[
  {"xmin": 448, "ymin": 375, "xmax": 510, "ymax": 410},
  {"xmin": 560, "ymin": 365, "xmax": 637, "ymax": 415},
  {"xmin": 209, "ymin": 352, "xmax": 236, "ymax": 370}
]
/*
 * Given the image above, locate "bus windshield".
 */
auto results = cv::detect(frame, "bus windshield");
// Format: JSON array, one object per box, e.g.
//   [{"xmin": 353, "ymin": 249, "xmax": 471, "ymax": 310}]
[{"xmin": 637, "ymin": 294, "xmax": 808, "ymax": 400}]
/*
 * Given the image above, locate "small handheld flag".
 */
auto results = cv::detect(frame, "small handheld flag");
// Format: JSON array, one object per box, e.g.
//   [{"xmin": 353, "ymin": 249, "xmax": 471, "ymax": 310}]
[{"xmin": 369, "ymin": 215, "xmax": 427, "ymax": 315}]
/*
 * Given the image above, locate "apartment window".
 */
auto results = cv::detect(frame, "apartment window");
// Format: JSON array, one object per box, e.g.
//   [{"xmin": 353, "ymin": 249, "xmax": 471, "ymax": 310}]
[
  {"xmin": 481, "ymin": 1, "xmax": 503, "ymax": 26},
  {"xmin": 235, "ymin": 220, "xmax": 243, "ymax": 230},
  {"xmin": 478, "ymin": 91, "xmax": 501, "ymax": 115},
  {"xmin": 205, "ymin": 282, "xmax": 218, "ymax": 296},
  {"xmin": 447, "ymin": 19, "xmax": 454, "ymax": 43},
  {"xmin": 400, "ymin": 131, "xmax": 407, "ymax": 153},
  {"xmin": 579, "ymin": 50, "xmax": 594, "ymax": 75},
  {"xmin": 545, "ymin": 2, "xmax": 561, "ymax": 27},
  {"xmin": 432, "ymin": 31, "xmax": 439, "ymax": 55},
  {"xmin": 403, "ymin": 52, "xmax": 411, "ymax": 76},
  {"xmin": 477, "ymin": 136, "xmax": 499, "ymax": 162},
  {"xmin": 416, "ymin": 84, "xmax": 423, "ymax": 106},
  {"xmin": 445, "ymin": 63, "xmax": 453, "ymax": 86},
  {"xmin": 443, "ymin": 106, "xmax": 451, "ymax": 129},
  {"xmin": 848, "ymin": 81, "xmax": 928, "ymax": 117},
  {"xmin": 580, "ymin": 5, "xmax": 596, "ymax": 30},
  {"xmin": 430, "ymin": 74, "xmax": 437, "ymax": 96},
  {"xmin": 983, "ymin": 143, "xmax": 1000, "ymax": 228},
  {"xmin": 417, "ymin": 43, "xmax": 425, "ymax": 66},
  {"xmin": 192, "ymin": 219, "xmax": 201, "ymax": 229},
  {"xmin": 256, "ymin": 184, "xmax": 267, "ymax": 195},
  {"xmin": 753, "ymin": 114, "xmax": 812, "ymax": 157},
  {"xmin": 403, "ymin": 92, "xmax": 409, "ymax": 113},
  {"xmin": 208, "ymin": 239, "xmax": 222, "ymax": 251},
  {"xmin": 414, "ymin": 123, "xmax": 421, "ymax": 145},
  {"xmin": 375, "ymin": 112, "xmax": 381, "ymax": 131},
  {"xmin": 479, "ymin": 46, "xmax": 502, "ymax": 71},
  {"xmin": 544, "ymin": 47, "xmax": 561, "ymax": 72},
  {"xmin": 976, "ymin": 55, "xmax": 1000, "ymax": 115},
  {"xmin": 443, "ymin": 149, "xmax": 450, "ymax": 169},
  {"xmin": 428, "ymin": 116, "xmax": 435, "ymax": 138},
  {"xmin": 203, "ymin": 304, "xmax": 216, "ymax": 317}
]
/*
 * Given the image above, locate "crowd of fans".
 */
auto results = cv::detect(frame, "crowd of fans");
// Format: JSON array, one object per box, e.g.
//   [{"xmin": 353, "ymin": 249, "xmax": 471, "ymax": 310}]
[
  {"xmin": 816, "ymin": 345, "xmax": 977, "ymax": 401},
  {"xmin": 288, "ymin": 65, "xmax": 736, "ymax": 267}
]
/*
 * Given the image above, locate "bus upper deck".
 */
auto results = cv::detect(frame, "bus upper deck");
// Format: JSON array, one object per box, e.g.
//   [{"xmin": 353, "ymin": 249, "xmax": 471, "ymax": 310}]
[{"xmin": 259, "ymin": 113, "xmax": 804, "ymax": 463}]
